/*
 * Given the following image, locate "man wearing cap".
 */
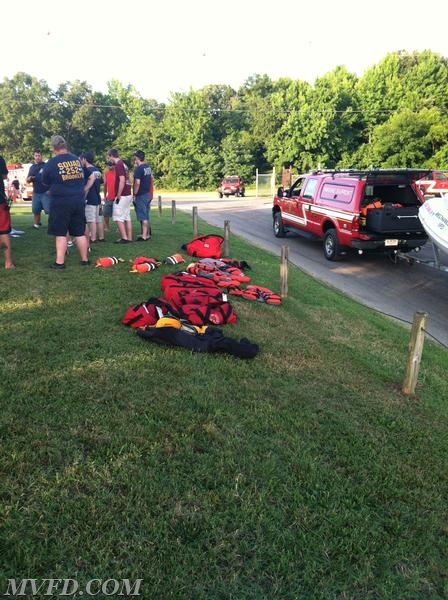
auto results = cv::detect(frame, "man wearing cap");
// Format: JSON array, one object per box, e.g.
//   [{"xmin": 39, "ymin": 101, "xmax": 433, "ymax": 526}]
[
  {"xmin": 42, "ymin": 135, "xmax": 90, "ymax": 268},
  {"xmin": 133, "ymin": 150, "xmax": 152, "ymax": 241},
  {"xmin": 80, "ymin": 152, "xmax": 104, "ymax": 243},
  {"xmin": 107, "ymin": 148, "xmax": 133, "ymax": 243}
]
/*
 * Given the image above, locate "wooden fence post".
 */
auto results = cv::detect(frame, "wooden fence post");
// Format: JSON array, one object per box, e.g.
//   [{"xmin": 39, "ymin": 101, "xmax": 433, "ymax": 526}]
[
  {"xmin": 280, "ymin": 245, "xmax": 289, "ymax": 298},
  {"xmin": 158, "ymin": 195, "xmax": 162, "ymax": 216},
  {"xmin": 192, "ymin": 206, "xmax": 198, "ymax": 236},
  {"xmin": 171, "ymin": 200, "xmax": 176, "ymax": 224},
  {"xmin": 223, "ymin": 220, "xmax": 230, "ymax": 257},
  {"xmin": 402, "ymin": 311, "xmax": 428, "ymax": 395}
]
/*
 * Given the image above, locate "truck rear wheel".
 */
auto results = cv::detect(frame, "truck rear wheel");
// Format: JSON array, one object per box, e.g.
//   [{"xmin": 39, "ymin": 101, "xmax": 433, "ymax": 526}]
[
  {"xmin": 273, "ymin": 212, "xmax": 286, "ymax": 237},
  {"xmin": 323, "ymin": 229, "xmax": 342, "ymax": 261}
]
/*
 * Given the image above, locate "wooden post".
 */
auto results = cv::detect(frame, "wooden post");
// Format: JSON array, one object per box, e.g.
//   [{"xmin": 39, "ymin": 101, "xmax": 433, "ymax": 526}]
[
  {"xmin": 158, "ymin": 195, "xmax": 162, "ymax": 216},
  {"xmin": 192, "ymin": 206, "xmax": 198, "ymax": 236},
  {"xmin": 402, "ymin": 311, "xmax": 428, "ymax": 395},
  {"xmin": 223, "ymin": 220, "xmax": 230, "ymax": 257},
  {"xmin": 280, "ymin": 245, "xmax": 289, "ymax": 298},
  {"xmin": 171, "ymin": 200, "xmax": 176, "ymax": 224}
]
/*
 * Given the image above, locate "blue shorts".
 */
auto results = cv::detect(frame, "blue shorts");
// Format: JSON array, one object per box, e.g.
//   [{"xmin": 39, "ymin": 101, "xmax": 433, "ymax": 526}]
[
  {"xmin": 135, "ymin": 193, "xmax": 150, "ymax": 221},
  {"xmin": 102, "ymin": 200, "xmax": 114, "ymax": 218},
  {"xmin": 48, "ymin": 196, "xmax": 86, "ymax": 237},
  {"xmin": 32, "ymin": 192, "xmax": 50, "ymax": 216}
]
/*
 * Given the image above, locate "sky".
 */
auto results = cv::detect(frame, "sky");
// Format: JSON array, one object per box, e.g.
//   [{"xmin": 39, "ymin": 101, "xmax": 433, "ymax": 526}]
[{"xmin": 1, "ymin": 0, "xmax": 447, "ymax": 103}]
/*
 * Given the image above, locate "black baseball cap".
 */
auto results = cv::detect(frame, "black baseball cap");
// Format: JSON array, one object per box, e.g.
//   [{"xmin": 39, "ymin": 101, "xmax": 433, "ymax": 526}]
[
  {"xmin": 134, "ymin": 150, "xmax": 145, "ymax": 160},
  {"xmin": 80, "ymin": 151, "xmax": 94, "ymax": 163}
]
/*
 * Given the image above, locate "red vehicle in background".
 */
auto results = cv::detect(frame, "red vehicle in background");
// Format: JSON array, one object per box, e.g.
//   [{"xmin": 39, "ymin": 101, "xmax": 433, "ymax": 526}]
[
  {"xmin": 218, "ymin": 176, "xmax": 245, "ymax": 198},
  {"xmin": 6, "ymin": 163, "xmax": 33, "ymax": 200},
  {"xmin": 416, "ymin": 170, "xmax": 448, "ymax": 198}
]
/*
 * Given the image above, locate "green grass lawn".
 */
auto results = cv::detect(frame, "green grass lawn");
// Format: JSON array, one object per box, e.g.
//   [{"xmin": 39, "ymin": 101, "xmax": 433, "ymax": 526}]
[{"xmin": 1, "ymin": 207, "xmax": 447, "ymax": 599}]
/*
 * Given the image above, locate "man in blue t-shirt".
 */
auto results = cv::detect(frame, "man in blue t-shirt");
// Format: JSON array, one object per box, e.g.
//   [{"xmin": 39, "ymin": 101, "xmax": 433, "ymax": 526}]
[
  {"xmin": 26, "ymin": 150, "xmax": 49, "ymax": 229},
  {"xmin": 80, "ymin": 152, "xmax": 105, "ymax": 243},
  {"xmin": 42, "ymin": 135, "xmax": 90, "ymax": 269},
  {"xmin": 133, "ymin": 150, "xmax": 152, "ymax": 241}
]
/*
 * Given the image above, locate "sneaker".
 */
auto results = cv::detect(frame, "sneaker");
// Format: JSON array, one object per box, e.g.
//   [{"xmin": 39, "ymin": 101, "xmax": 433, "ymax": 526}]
[
  {"xmin": 80, "ymin": 260, "xmax": 91, "ymax": 266},
  {"xmin": 114, "ymin": 239, "xmax": 130, "ymax": 244},
  {"xmin": 33, "ymin": 223, "xmax": 42, "ymax": 229},
  {"xmin": 98, "ymin": 238, "xmax": 106, "ymax": 242},
  {"xmin": 67, "ymin": 240, "xmax": 74, "ymax": 248},
  {"xmin": 10, "ymin": 228, "xmax": 25, "ymax": 235},
  {"xmin": 9, "ymin": 233, "xmax": 21, "ymax": 238},
  {"xmin": 49, "ymin": 262, "xmax": 66, "ymax": 270},
  {"xmin": 136, "ymin": 236, "xmax": 150, "ymax": 241}
]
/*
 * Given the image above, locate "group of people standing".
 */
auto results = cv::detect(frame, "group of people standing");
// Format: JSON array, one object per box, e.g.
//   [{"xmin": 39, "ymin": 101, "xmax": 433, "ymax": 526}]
[{"xmin": 0, "ymin": 135, "xmax": 153, "ymax": 270}]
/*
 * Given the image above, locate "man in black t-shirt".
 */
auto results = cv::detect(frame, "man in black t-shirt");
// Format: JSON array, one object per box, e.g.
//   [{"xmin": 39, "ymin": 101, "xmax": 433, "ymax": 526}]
[
  {"xmin": 133, "ymin": 150, "xmax": 152, "ymax": 241},
  {"xmin": 27, "ymin": 149, "xmax": 48, "ymax": 228},
  {"xmin": 41, "ymin": 135, "xmax": 90, "ymax": 269},
  {"xmin": 80, "ymin": 152, "xmax": 104, "ymax": 243}
]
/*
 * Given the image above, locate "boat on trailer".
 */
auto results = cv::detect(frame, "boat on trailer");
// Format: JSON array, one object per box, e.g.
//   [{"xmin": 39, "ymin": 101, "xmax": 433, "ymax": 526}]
[{"xmin": 399, "ymin": 196, "xmax": 448, "ymax": 271}]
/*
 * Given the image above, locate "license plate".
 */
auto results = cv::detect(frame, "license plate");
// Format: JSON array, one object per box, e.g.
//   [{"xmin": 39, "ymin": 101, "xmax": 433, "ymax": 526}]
[{"xmin": 385, "ymin": 239, "xmax": 398, "ymax": 247}]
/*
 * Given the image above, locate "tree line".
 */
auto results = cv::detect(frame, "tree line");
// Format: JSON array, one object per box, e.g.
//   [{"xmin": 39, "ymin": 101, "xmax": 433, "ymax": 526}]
[{"xmin": 1, "ymin": 50, "xmax": 447, "ymax": 189}]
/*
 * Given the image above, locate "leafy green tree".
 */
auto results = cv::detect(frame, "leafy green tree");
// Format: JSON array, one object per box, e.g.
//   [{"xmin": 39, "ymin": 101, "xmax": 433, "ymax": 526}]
[
  {"xmin": 367, "ymin": 108, "xmax": 447, "ymax": 167},
  {"xmin": 356, "ymin": 50, "xmax": 448, "ymax": 131},
  {"xmin": 263, "ymin": 78, "xmax": 313, "ymax": 172},
  {"xmin": 312, "ymin": 67, "xmax": 364, "ymax": 168},
  {"xmin": 107, "ymin": 80, "xmax": 165, "ymax": 176},
  {"xmin": 236, "ymin": 74, "xmax": 279, "ymax": 175},
  {"xmin": 159, "ymin": 89, "xmax": 223, "ymax": 189},
  {"xmin": 52, "ymin": 80, "xmax": 126, "ymax": 162},
  {"xmin": 2, "ymin": 50, "xmax": 448, "ymax": 186},
  {"xmin": 221, "ymin": 130, "xmax": 256, "ymax": 181},
  {"xmin": 0, "ymin": 72, "xmax": 56, "ymax": 162}
]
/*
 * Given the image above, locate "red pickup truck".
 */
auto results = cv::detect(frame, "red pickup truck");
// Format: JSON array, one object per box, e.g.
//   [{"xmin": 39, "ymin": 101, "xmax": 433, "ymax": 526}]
[{"xmin": 273, "ymin": 169, "xmax": 429, "ymax": 260}]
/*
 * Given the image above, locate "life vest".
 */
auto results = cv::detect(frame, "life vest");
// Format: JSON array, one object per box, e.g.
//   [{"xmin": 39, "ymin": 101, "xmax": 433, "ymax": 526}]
[
  {"xmin": 360, "ymin": 200, "xmax": 383, "ymax": 216},
  {"xmin": 163, "ymin": 253, "xmax": 184, "ymax": 265},
  {"xmin": 131, "ymin": 262, "xmax": 159, "ymax": 273},
  {"xmin": 130, "ymin": 256, "xmax": 161, "ymax": 273},
  {"xmin": 186, "ymin": 262, "xmax": 250, "ymax": 288},
  {"xmin": 165, "ymin": 285, "xmax": 227, "ymax": 308},
  {"xmin": 95, "ymin": 256, "xmax": 123, "ymax": 268},
  {"xmin": 131, "ymin": 256, "xmax": 161, "ymax": 269},
  {"xmin": 181, "ymin": 234, "xmax": 224, "ymax": 259},
  {"xmin": 179, "ymin": 302, "xmax": 237, "ymax": 326},
  {"xmin": 161, "ymin": 272, "xmax": 218, "ymax": 293},
  {"xmin": 230, "ymin": 285, "xmax": 282, "ymax": 305},
  {"xmin": 122, "ymin": 297, "xmax": 176, "ymax": 328},
  {"xmin": 219, "ymin": 259, "xmax": 251, "ymax": 271}
]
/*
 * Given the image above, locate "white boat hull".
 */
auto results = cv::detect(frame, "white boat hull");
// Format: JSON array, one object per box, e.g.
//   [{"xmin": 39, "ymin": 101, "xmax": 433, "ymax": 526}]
[{"xmin": 419, "ymin": 197, "xmax": 448, "ymax": 261}]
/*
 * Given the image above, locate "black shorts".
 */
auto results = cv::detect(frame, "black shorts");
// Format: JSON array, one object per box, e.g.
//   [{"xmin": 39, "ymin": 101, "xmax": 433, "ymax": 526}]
[{"xmin": 48, "ymin": 196, "xmax": 86, "ymax": 237}]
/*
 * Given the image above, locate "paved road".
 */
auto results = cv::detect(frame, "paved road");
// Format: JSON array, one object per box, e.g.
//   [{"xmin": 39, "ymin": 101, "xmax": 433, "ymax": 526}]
[{"xmin": 165, "ymin": 193, "xmax": 448, "ymax": 348}]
